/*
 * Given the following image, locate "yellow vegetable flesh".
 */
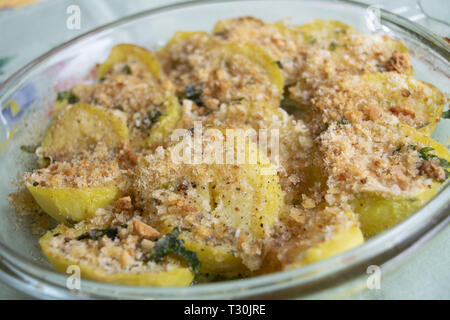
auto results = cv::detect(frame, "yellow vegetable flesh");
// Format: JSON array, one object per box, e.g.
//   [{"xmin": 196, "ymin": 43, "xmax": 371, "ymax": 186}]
[
  {"xmin": 135, "ymin": 133, "xmax": 283, "ymax": 276},
  {"xmin": 285, "ymin": 211, "xmax": 364, "ymax": 269},
  {"xmin": 360, "ymin": 73, "xmax": 445, "ymax": 135},
  {"xmin": 145, "ymin": 95, "xmax": 182, "ymax": 148},
  {"xmin": 158, "ymin": 31, "xmax": 284, "ymax": 108},
  {"xmin": 294, "ymin": 19, "xmax": 356, "ymax": 45},
  {"xmin": 98, "ymin": 43, "xmax": 163, "ymax": 80},
  {"xmin": 40, "ymin": 103, "xmax": 128, "ymax": 159},
  {"xmin": 40, "ymin": 225, "xmax": 194, "ymax": 286},
  {"xmin": 26, "ymin": 184, "xmax": 120, "ymax": 223},
  {"xmin": 352, "ymin": 125, "xmax": 450, "ymax": 237}
]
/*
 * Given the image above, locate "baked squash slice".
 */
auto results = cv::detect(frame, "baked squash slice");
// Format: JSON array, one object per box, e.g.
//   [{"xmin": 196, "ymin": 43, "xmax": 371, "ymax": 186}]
[
  {"xmin": 157, "ymin": 31, "xmax": 284, "ymax": 108},
  {"xmin": 294, "ymin": 19, "xmax": 356, "ymax": 46},
  {"xmin": 40, "ymin": 224, "xmax": 194, "ymax": 286},
  {"xmin": 40, "ymin": 103, "xmax": 128, "ymax": 160},
  {"xmin": 134, "ymin": 129, "xmax": 283, "ymax": 275},
  {"xmin": 351, "ymin": 124, "xmax": 450, "ymax": 237},
  {"xmin": 97, "ymin": 44, "xmax": 182, "ymax": 149},
  {"xmin": 285, "ymin": 211, "xmax": 364, "ymax": 269},
  {"xmin": 98, "ymin": 43, "xmax": 164, "ymax": 80},
  {"xmin": 25, "ymin": 160, "xmax": 123, "ymax": 223}
]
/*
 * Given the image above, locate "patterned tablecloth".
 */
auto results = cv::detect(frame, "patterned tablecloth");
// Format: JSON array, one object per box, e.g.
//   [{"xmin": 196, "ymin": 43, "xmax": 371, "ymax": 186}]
[{"xmin": 0, "ymin": 0, "xmax": 449, "ymax": 299}]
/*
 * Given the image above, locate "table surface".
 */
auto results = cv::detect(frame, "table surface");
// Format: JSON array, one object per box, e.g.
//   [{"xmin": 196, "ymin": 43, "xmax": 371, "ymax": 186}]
[{"xmin": 0, "ymin": 0, "xmax": 449, "ymax": 300}]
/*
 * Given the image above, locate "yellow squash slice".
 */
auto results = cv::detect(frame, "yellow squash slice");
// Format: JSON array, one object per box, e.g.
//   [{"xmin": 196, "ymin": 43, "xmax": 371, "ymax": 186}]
[
  {"xmin": 40, "ymin": 224, "xmax": 194, "ymax": 286},
  {"xmin": 41, "ymin": 103, "xmax": 128, "ymax": 159},
  {"xmin": 98, "ymin": 43, "xmax": 163, "ymax": 80},
  {"xmin": 285, "ymin": 211, "xmax": 364, "ymax": 269},
  {"xmin": 157, "ymin": 31, "xmax": 284, "ymax": 108},
  {"xmin": 359, "ymin": 73, "xmax": 445, "ymax": 135},
  {"xmin": 294, "ymin": 19, "xmax": 355, "ymax": 45},
  {"xmin": 223, "ymin": 42, "xmax": 284, "ymax": 94},
  {"xmin": 352, "ymin": 125, "xmax": 450, "ymax": 237},
  {"xmin": 134, "ymin": 130, "xmax": 283, "ymax": 275},
  {"xmin": 26, "ymin": 184, "xmax": 120, "ymax": 223},
  {"xmin": 145, "ymin": 95, "xmax": 182, "ymax": 148}
]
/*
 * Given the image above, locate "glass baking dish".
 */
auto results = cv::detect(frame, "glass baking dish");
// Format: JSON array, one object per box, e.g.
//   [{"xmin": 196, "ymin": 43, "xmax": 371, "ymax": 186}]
[{"xmin": 0, "ymin": 0, "xmax": 449, "ymax": 299}]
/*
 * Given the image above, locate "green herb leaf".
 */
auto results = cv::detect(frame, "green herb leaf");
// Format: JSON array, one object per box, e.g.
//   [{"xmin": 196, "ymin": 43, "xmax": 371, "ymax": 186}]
[
  {"xmin": 184, "ymin": 84, "xmax": 204, "ymax": 107},
  {"xmin": 337, "ymin": 118, "xmax": 349, "ymax": 127},
  {"xmin": 418, "ymin": 147, "xmax": 436, "ymax": 161},
  {"xmin": 417, "ymin": 146, "xmax": 450, "ymax": 179},
  {"xmin": 307, "ymin": 37, "xmax": 317, "ymax": 45},
  {"xmin": 149, "ymin": 109, "xmax": 163, "ymax": 123},
  {"xmin": 392, "ymin": 144, "xmax": 404, "ymax": 155},
  {"xmin": 329, "ymin": 41, "xmax": 339, "ymax": 51},
  {"xmin": 121, "ymin": 64, "xmax": 131, "ymax": 75},
  {"xmin": 442, "ymin": 110, "xmax": 450, "ymax": 119},
  {"xmin": 276, "ymin": 60, "xmax": 283, "ymax": 69},
  {"xmin": 146, "ymin": 227, "xmax": 201, "ymax": 274},
  {"xmin": 76, "ymin": 225, "xmax": 127, "ymax": 241},
  {"xmin": 57, "ymin": 90, "xmax": 79, "ymax": 104}
]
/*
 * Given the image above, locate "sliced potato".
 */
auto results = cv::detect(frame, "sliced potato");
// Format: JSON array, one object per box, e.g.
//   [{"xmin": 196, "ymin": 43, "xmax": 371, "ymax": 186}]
[
  {"xmin": 352, "ymin": 125, "xmax": 450, "ymax": 237},
  {"xmin": 98, "ymin": 43, "xmax": 163, "ymax": 80},
  {"xmin": 40, "ymin": 224, "xmax": 194, "ymax": 286},
  {"xmin": 26, "ymin": 184, "xmax": 120, "ymax": 223},
  {"xmin": 41, "ymin": 103, "xmax": 128, "ymax": 159}
]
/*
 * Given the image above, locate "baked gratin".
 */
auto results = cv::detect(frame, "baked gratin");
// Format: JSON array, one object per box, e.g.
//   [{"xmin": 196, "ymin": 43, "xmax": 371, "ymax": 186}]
[{"xmin": 9, "ymin": 17, "xmax": 449, "ymax": 286}]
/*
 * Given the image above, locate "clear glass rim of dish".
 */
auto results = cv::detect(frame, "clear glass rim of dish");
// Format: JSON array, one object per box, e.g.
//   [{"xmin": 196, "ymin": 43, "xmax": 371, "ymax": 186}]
[{"xmin": 0, "ymin": 0, "xmax": 449, "ymax": 299}]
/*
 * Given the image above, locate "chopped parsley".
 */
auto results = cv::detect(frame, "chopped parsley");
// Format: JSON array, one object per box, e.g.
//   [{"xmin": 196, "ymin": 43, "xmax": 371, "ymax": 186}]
[
  {"xmin": 145, "ymin": 227, "xmax": 201, "ymax": 274},
  {"xmin": 146, "ymin": 109, "xmax": 164, "ymax": 129},
  {"xmin": 184, "ymin": 84, "xmax": 204, "ymax": 107},
  {"xmin": 329, "ymin": 41, "xmax": 339, "ymax": 51},
  {"xmin": 442, "ymin": 110, "xmax": 450, "ymax": 119},
  {"xmin": 418, "ymin": 147, "xmax": 450, "ymax": 167},
  {"xmin": 392, "ymin": 144, "xmax": 404, "ymax": 155},
  {"xmin": 307, "ymin": 37, "xmax": 317, "ymax": 45},
  {"xmin": 56, "ymin": 90, "xmax": 79, "ymax": 104},
  {"xmin": 276, "ymin": 60, "xmax": 283, "ymax": 69},
  {"xmin": 121, "ymin": 64, "xmax": 132, "ymax": 75},
  {"xmin": 337, "ymin": 118, "xmax": 349, "ymax": 127},
  {"xmin": 76, "ymin": 225, "xmax": 127, "ymax": 241}
]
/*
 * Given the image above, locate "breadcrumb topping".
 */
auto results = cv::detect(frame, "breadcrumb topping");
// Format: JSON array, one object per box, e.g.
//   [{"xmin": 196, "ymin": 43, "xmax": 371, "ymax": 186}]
[{"xmin": 9, "ymin": 17, "xmax": 448, "ymax": 280}]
